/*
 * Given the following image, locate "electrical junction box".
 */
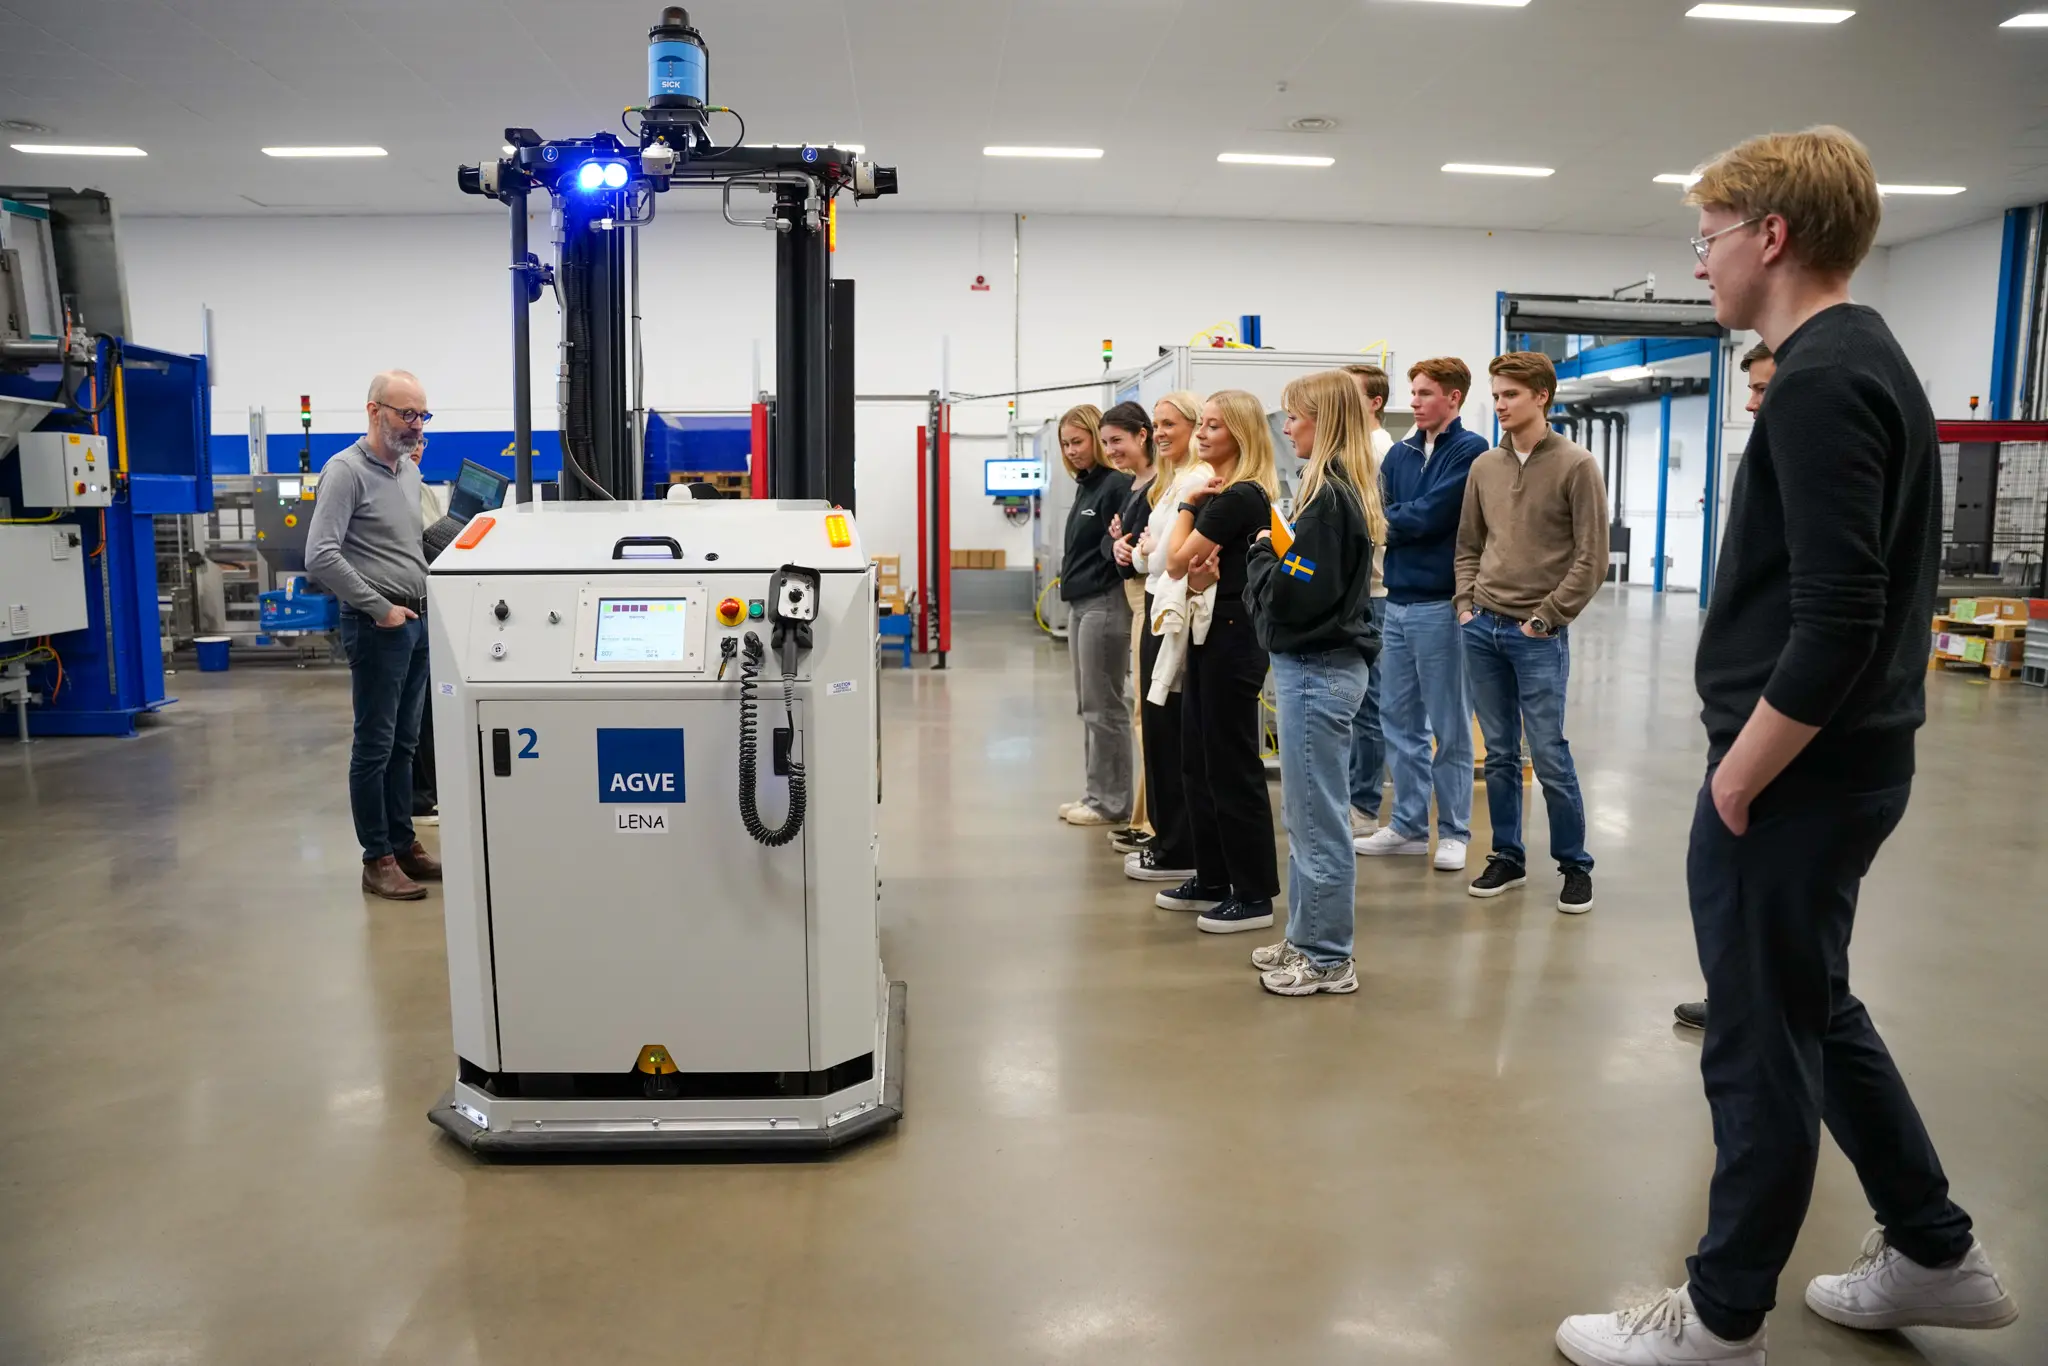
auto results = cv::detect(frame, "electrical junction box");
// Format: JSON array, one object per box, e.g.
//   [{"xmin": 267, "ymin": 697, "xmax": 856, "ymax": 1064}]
[
  {"xmin": 18, "ymin": 431, "xmax": 113, "ymax": 508},
  {"xmin": 0, "ymin": 525, "xmax": 88, "ymax": 643}
]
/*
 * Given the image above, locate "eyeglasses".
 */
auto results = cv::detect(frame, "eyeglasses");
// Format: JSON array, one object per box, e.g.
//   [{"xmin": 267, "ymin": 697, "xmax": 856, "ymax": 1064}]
[
  {"xmin": 1691, "ymin": 217, "xmax": 1759, "ymax": 265},
  {"xmin": 374, "ymin": 402, "xmax": 433, "ymax": 425}
]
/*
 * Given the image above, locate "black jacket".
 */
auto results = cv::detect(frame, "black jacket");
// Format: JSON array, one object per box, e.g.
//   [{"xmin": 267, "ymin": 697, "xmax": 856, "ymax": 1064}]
[
  {"xmin": 1245, "ymin": 473, "xmax": 1379, "ymax": 660},
  {"xmin": 1695, "ymin": 304, "xmax": 1938, "ymax": 789},
  {"xmin": 1059, "ymin": 464, "xmax": 1133, "ymax": 602}
]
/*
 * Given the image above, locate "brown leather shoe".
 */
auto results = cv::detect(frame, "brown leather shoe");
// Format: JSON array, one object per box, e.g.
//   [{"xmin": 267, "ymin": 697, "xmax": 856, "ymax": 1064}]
[
  {"xmin": 362, "ymin": 855, "xmax": 427, "ymax": 901},
  {"xmin": 396, "ymin": 841, "xmax": 442, "ymax": 882}
]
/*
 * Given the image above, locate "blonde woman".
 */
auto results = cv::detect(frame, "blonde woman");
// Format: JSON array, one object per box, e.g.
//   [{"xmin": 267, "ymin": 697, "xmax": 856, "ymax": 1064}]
[
  {"xmin": 1155, "ymin": 390, "xmax": 1281, "ymax": 933},
  {"xmin": 1118, "ymin": 390, "xmax": 1209, "ymax": 883},
  {"xmin": 1053, "ymin": 404, "xmax": 1136, "ymax": 827},
  {"xmin": 1243, "ymin": 371, "xmax": 1387, "ymax": 996}
]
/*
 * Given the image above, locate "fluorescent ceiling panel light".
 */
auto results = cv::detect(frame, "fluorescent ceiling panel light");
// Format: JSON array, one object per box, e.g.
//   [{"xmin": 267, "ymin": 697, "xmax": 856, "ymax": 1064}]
[
  {"xmin": 1878, "ymin": 183, "xmax": 1966, "ymax": 195},
  {"xmin": 1999, "ymin": 11, "xmax": 2048, "ymax": 23},
  {"xmin": 1442, "ymin": 162, "xmax": 1553, "ymax": 177},
  {"xmin": 9, "ymin": 143, "xmax": 146, "ymax": 156},
  {"xmin": 1685, "ymin": 4, "xmax": 1854, "ymax": 22},
  {"xmin": 1380, "ymin": 0, "xmax": 1531, "ymax": 6},
  {"xmin": 983, "ymin": 146, "xmax": 1103, "ymax": 159},
  {"xmin": 1655, "ymin": 172, "xmax": 1702, "ymax": 186},
  {"xmin": 1217, "ymin": 152, "xmax": 1334, "ymax": 167},
  {"xmin": 262, "ymin": 146, "xmax": 387, "ymax": 157}
]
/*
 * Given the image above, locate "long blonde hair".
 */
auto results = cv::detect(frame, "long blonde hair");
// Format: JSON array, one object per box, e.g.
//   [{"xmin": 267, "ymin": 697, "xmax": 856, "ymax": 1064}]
[
  {"xmin": 1282, "ymin": 370, "xmax": 1387, "ymax": 543},
  {"xmin": 1148, "ymin": 389, "xmax": 1204, "ymax": 507},
  {"xmin": 1057, "ymin": 404, "xmax": 1104, "ymax": 479},
  {"xmin": 1204, "ymin": 389, "xmax": 1281, "ymax": 501}
]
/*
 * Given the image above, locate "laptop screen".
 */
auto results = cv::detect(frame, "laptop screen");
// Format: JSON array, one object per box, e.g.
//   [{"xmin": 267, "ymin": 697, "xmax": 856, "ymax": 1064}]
[{"xmin": 447, "ymin": 460, "xmax": 511, "ymax": 522}]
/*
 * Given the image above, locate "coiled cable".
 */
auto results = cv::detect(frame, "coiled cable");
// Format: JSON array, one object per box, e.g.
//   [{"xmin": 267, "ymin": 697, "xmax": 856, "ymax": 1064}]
[{"xmin": 737, "ymin": 632, "xmax": 806, "ymax": 846}]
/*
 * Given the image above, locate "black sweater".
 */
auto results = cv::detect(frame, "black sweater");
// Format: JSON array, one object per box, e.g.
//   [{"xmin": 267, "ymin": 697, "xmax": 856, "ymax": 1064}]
[
  {"xmin": 1113, "ymin": 478, "xmax": 1154, "ymax": 581},
  {"xmin": 1245, "ymin": 474, "xmax": 1379, "ymax": 661},
  {"xmin": 1059, "ymin": 464, "xmax": 1133, "ymax": 602},
  {"xmin": 1695, "ymin": 303, "xmax": 1939, "ymax": 787}
]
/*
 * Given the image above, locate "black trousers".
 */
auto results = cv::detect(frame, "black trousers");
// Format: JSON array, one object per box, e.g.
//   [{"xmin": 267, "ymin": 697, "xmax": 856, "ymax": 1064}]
[
  {"xmin": 412, "ymin": 686, "xmax": 438, "ymax": 816},
  {"xmin": 1180, "ymin": 602, "xmax": 1277, "ymax": 900},
  {"xmin": 1684, "ymin": 768, "xmax": 1973, "ymax": 1341},
  {"xmin": 1138, "ymin": 592, "xmax": 1193, "ymax": 866}
]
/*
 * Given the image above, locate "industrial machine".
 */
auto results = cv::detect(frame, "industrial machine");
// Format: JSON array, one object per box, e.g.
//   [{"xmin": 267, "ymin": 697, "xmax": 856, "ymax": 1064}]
[
  {"xmin": 3, "ymin": 188, "xmax": 211, "ymax": 738},
  {"xmin": 427, "ymin": 5, "xmax": 902, "ymax": 1154}
]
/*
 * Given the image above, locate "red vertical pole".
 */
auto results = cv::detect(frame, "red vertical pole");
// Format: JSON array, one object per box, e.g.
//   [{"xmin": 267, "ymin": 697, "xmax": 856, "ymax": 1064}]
[
  {"xmin": 749, "ymin": 402, "xmax": 769, "ymax": 499},
  {"xmin": 936, "ymin": 403, "xmax": 953, "ymax": 662},
  {"xmin": 914, "ymin": 423, "xmax": 930, "ymax": 654}
]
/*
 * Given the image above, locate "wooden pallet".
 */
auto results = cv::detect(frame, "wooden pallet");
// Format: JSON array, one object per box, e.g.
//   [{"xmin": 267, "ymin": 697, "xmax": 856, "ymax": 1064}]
[{"xmin": 1929, "ymin": 615, "xmax": 2025, "ymax": 680}]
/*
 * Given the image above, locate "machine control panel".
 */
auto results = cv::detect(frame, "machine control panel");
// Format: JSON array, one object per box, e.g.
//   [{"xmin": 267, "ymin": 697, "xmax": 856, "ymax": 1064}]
[
  {"xmin": 572, "ymin": 580, "xmax": 710, "ymax": 675},
  {"xmin": 18, "ymin": 432, "xmax": 113, "ymax": 509}
]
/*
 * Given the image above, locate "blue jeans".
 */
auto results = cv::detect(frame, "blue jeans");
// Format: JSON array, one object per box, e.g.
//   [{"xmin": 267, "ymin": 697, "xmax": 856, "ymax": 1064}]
[
  {"xmin": 1347, "ymin": 597, "xmax": 1387, "ymax": 818},
  {"xmin": 338, "ymin": 608, "xmax": 431, "ymax": 862},
  {"xmin": 1273, "ymin": 648, "xmax": 1371, "ymax": 968},
  {"xmin": 1378, "ymin": 598, "xmax": 1473, "ymax": 841},
  {"xmin": 1461, "ymin": 610, "xmax": 1591, "ymax": 872}
]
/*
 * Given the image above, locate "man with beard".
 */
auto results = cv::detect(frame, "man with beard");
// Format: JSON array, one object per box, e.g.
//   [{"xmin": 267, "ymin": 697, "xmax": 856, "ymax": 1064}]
[{"xmin": 307, "ymin": 370, "xmax": 442, "ymax": 901}]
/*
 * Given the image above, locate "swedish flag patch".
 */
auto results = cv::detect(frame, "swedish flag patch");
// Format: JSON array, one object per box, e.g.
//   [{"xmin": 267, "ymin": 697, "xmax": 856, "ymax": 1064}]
[{"xmin": 1281, "ymin": 552, "xmax": 1317, "ymax": 581}]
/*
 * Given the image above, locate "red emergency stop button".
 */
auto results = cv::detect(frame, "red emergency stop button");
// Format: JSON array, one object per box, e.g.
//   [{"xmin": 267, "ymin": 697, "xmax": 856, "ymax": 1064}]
[{"xmin": 717, "ymin": 597, "xmax": 745, "ymax": 626}]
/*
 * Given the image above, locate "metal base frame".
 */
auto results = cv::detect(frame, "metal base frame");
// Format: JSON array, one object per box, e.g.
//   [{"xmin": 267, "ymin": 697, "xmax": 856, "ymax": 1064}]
[{"xmin": 429, "ymin": 980, "xmax": 905, "ymax": 1157}]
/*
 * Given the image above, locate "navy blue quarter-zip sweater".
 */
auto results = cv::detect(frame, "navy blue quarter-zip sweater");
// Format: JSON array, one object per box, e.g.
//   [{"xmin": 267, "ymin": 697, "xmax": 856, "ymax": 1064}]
[{"xmin": 1380, "ymin": 416, "xmax": 1489, "ymax": 604}]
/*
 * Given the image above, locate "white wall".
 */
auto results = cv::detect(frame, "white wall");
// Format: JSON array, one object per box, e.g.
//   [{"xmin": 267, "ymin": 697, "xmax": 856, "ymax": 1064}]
[
  {"xmin": 123, "ymin": 207, "xmax": 1894, "ymax": 567},
  {"xmin": 1884, "ymin": 214, "xmax": 2006, "ymax": 420}
]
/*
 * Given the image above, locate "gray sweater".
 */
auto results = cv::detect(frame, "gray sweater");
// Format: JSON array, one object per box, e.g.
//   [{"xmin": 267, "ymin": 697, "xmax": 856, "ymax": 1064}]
[{"xmin": 305, "ymin": 439, "xmax": 428, "ymax": 619}]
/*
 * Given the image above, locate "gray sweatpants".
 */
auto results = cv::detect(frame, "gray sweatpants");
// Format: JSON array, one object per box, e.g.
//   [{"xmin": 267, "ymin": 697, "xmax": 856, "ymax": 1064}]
[{"xmin": 1069, "ymin": 588, "xmax": 1133, "ymax": 821}]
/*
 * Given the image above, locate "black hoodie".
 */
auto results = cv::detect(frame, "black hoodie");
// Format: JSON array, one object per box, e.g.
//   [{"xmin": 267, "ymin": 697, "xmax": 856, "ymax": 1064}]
[
  {"xmin": 1245, "ymin": 473, "xmax": 1379, "ymax": 660},
  {"xmin": 1059, "ymin": 464, "xmax": 1133, "ymax": 602}
]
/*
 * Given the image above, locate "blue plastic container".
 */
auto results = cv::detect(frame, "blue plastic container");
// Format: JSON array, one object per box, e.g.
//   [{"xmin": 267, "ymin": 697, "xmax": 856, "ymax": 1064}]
[{"xmin": 194, "ymin": 636, "xmax": 231, "ymax": 672}]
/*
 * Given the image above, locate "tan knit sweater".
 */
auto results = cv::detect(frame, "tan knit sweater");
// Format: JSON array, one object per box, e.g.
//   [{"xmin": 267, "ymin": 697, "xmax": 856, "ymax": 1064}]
[{"xmin": 1452, "ymin": 430, "xmax": 1610, "ymax": 628}]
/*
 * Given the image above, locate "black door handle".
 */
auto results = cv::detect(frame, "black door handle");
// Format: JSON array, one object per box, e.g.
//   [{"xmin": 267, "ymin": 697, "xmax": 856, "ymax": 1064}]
[
  {"xmin": 491, "ymin": 727, "xmax": 512, "ymax": 776},
  {"xmin": 612, "ymin": 535, "xmax": 683, "ymax": 560}
]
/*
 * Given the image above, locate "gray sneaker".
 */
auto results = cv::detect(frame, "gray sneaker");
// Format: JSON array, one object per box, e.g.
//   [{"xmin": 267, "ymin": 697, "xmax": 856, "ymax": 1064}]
[
  {"xmin": 1250, "ymin": 941, "xmax": 1304, "ymax": 972},
  {"xmin": 1261, "ymin": 958, "xmax": 1359, "ymax": 996}
]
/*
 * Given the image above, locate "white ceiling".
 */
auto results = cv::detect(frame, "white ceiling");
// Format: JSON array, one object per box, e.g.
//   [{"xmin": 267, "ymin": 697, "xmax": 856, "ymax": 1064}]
[{"xmin": 1, "ymin": 0, "xmax": 2044, "ymax": 243}]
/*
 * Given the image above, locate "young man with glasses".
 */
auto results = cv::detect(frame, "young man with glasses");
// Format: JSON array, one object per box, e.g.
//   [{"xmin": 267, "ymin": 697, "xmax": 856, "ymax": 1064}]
[
  {"xmin": 306, "ymin": 371, "xmax": 442, "ymax": 902},
  {"xmin": 1556, "ymin": 127, "xmax": 2017, "ymax": 1366}
]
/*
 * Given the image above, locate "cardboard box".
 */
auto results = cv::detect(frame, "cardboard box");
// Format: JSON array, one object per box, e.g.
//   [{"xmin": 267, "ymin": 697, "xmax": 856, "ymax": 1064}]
[{"xmin": 1949, "ymin": 597, "xmax": 2029, "ymax": 624}]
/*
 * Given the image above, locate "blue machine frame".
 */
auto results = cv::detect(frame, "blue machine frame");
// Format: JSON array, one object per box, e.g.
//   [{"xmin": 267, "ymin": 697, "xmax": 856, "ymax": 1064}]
[
  {"xmin": 1497, "ymin": 292, "xmax": 1730, "ymax": 599},
  {"xmin": 1, "ymin": 340, "xmax": 212, "ymax": 737}
]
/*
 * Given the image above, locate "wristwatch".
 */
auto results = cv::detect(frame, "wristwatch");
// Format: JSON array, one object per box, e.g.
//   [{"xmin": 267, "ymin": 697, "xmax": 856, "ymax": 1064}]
[
  {"xmin": 1527, "ymin": 615, "xmax": 1553, "ymax": 636},
  {"xmin": 1178, "ymin": 502, "xmax": 1200, "ymax": 515}
]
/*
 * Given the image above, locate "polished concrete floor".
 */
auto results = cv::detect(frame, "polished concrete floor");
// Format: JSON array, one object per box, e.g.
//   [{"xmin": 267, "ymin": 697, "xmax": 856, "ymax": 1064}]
[{"xmin": 1, "ymin": 588, "xmax": 2042, "ymax": 1365}]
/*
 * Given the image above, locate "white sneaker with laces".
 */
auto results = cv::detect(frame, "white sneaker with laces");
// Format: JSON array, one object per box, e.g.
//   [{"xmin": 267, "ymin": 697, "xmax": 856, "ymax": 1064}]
[
  {"xmin": 1063, "ymin": 804, "xmax": 1116, "ymax": 827},
  {"xmin": 1433, "ymin": 837, "xmax": 1467, "ymax": 871},
  {"xmin": 1249, "ymin": 941, "xmax": 1303, "ymax": 972},
  {"xmin": 1555, "ymin": 1286, "xmax": 1764, "ymax": 1366},
  {"xmin": 1260, "ymin": 957, "xmax": 1358, "ymax": 996},
  {"xmin": 1804, "ymin": 1229, "xmax": 2018, "ymax": 1331},
  {"xmin": 1354, "ymin": 826, "xmax": 1429, "ymax": 857}
]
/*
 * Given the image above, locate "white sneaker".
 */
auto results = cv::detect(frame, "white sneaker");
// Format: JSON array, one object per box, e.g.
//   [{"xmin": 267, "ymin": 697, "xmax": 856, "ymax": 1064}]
[
  {"xmin": 1124, "ymin": 848, "xmax": 1195, "ymax": 882},
  {"xmin": 1057, "ymin": 800, "xmax": 1086, "ymax": 820},
  {"xmin": 1063, "ymin": 804, "xmax": 1116, "ymax": 827},
  {"xmin": 1354, "ymin": 826, "xmax": 1429, "ymax": 857},
  {"xmin": 1555, "ymin": 1286, "xmax": 1764, "ymax": 1366},
  {"xmin": 1432, "ymin": 837, "xmax": 1467, "ymax": 871},
  {"xmin": 1249, "ymin": 940, "xmax": 1303, "ymax": 972},
  {"xmin": 1804, "ymin": 1229, "xmax": 2018, "ymax": 1331},
  {"xmin": 1261, "ymin": 958, "xmax": 1359, "ymax": 996}
]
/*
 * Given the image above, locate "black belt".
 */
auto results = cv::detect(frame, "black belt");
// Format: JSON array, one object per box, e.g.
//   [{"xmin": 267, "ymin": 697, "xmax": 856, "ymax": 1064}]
[{"xmin": 352, "ymin": 595, "xmax": 426, "ymax": 616}]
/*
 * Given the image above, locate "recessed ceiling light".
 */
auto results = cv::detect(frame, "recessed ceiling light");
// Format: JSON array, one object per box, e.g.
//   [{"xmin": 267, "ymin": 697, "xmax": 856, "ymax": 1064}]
[
  {"xmin": 1288, "ymin": 117, "xmax": 1340, "ymax": 133},
  {"xmin": 262, "ymin": 146, "xmax": 388, "ymax": 158},
  {"xmin": 1654, "ymin": 172, "xmax": 1703, "ymax": 186},
  {"xmin": 1878, "ymin": 184, "xmax": 1966, "ymax": 195},
  {"xmin": 1381, "ymin": 0, "xmax": 1532, "ymax": 6},
  {"xmin": 1218, "ymin": 152, "xmax": 1335, "ymax": 167},
  {"xmin": 1685, "ymin": 4, "xmax": 1854, "ymax": 22},
  {"xmin": 1443, "ymin": 162, "xmax": 1554, "ymax": 177},
  {"xmin": 10, "ymin": 143, "xmax": 146, "ymax": 157},
  {"xmin": 983, "ymin": 146, "xmax": 1103, "ymax": 159},
  {"xmin": 1, "ymin": 118, "xmax": 54, "ymax": 136},
  {"xmin": 1998, "ymin": 10, "xmax": 2048, "ymax": 23}
]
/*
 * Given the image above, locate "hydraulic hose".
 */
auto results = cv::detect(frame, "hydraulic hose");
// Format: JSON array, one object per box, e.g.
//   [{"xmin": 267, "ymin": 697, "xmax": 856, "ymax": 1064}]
[{"xmin": 736, "ymin": 632, "xmax": 806, "ymax": 846}]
